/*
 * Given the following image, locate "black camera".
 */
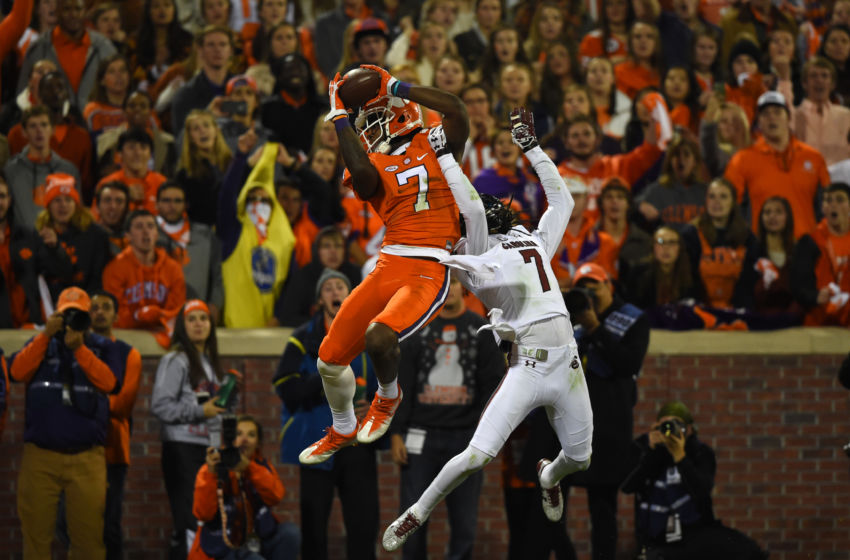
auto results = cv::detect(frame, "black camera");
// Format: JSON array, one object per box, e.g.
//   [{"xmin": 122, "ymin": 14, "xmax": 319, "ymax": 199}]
[
  {"xmin": 564, "ymin": 286, "xmax": 596, "ymax": 319},
  {"xmin": 217, "ymin": 415, "xmax": 242, "ymax": 475},
  {"xmin": 658, "ymin": 418, "xmax": 687, "ymax": 437},
  {"xmin": 63, "ymin": 308, "xmax": 92, "ymax": 332}
]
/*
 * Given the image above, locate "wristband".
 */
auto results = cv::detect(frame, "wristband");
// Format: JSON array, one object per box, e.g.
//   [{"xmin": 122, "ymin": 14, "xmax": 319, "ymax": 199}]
[
  {"xmin": 391, "ymin": 81, "xmax": 412, "ymax": 98},
  {"xmin": 334, "ymin": 117, "xmax": 350, "ymax": 132}
]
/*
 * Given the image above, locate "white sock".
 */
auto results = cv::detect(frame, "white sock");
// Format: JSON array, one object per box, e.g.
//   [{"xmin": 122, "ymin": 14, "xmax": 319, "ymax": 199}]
[
  {"xmin": 417, "ymin": 445, "xmax": 493, "ymax": 518},
  {"xmin": 540, "ymin": 451, "xmax": 591, "ymax": 489},
  {"xmin": 317, "ymin": 359, "xmax": 357, "ymax": 433},
  {"xmin": 377, "ymin": 378, "xmax": 399, "ymax": 399},
  {"xmin": 331, "ymin": 409, "xmax": 357, "ymax": 435}
]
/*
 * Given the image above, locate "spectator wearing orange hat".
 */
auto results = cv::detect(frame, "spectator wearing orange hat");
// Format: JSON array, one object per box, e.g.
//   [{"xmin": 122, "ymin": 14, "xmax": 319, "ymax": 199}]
[
  {"xmin": 212, "ymin": 74, "xmax": 268, "ymax": 154},
  {"xmin": 561, "ymin": 260, "xmax": 649, "ymax": 560},
  {"xmin": 34, "ymin": 173, "xmax": 110, "ymax": 302},
  {"xmin": 95, "ymin": 127, "xmax": 166, "ymax": 214},
  {"xmin": 4, "ymin": 105, "xmax": 80, "ymax": 227},
  {"xmin": 102, "ymin": 209, "xmax": 186, "ymax": 346},
  {"xmin": 10, "ymin": 286, "xmax": 120, "ymax": 560}
]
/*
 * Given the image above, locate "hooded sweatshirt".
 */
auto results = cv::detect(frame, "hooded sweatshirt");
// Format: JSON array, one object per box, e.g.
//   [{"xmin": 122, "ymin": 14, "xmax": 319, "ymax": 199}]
[
  {"xmin": 102, "ymin": 246, "xmax": 186, "ymax": 335},
  {"xmin": 219, "ymin": 143, "xmax": 295, "ymax": 327}
]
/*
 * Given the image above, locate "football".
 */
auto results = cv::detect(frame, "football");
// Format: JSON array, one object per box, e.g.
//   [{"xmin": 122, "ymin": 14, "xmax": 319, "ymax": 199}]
[{"xmin": 338, "ymin": 68, "xmax": 381, "ymax": 109}]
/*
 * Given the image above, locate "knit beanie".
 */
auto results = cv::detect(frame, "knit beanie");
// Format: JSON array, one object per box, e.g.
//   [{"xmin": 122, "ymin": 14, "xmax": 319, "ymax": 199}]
[{"xmin": 315, "ymin": 268, "xmax": 351, "ymax": 301}]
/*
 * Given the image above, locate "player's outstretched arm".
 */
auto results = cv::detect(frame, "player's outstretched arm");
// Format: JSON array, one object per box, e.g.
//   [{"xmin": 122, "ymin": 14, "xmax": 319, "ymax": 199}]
[
  {"xmin": 326, "ymin": 72, "xmax": 380, "ymax": 200},
  {"xmin": 510, "ymin": 107, "xmax": 574, "ymax": 259},
  {"xmin": 361, "ymin": 64, "xmax": 469, "ymax": 161},
  {"xmin": 428, "ymin": 125, "xmax": 488, "ymax": 255}
]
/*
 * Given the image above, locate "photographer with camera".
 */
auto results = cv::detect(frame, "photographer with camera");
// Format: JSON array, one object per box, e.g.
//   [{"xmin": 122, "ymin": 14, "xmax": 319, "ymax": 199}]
[
  {"xmin": 188, "ymin": 414, "xmax": 300, "ymax": 560},
  {"xmin": 10, "ymin": 287, "xmax": 120, "ymax": 559},
  {"xmin": 152, "ymin": 299, "xmax": 233, "ymax": 559},
  {"xmin": 622, "ymin": 401, "xmax": 768, "ymax": 560},
  {"xmin": 562, "ymin": 262, "xmax": 650, "ymax": 560}
]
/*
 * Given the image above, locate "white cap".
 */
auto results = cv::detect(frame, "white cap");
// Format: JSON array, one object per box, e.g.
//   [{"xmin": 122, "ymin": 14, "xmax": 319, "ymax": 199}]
[
  {"xmin": 757, "ymin": 91, "xmax": 788, "ymax": 112},
  {"xmin": 564, "ymin": 176, "xmax": 588, "ymax": 194}
]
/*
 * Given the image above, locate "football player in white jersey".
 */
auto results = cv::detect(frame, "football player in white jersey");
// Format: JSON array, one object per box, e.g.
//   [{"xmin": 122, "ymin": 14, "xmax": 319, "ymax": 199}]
[{"xmin": 383, "ymin": 107, "xmax": 595, "ymax": 551}]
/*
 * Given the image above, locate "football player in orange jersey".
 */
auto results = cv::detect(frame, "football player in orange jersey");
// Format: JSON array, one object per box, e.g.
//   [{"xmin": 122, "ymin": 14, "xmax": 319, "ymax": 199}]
[{"xmin": 298, "ymin": 64, "xmax": 470, "ymax": 465}]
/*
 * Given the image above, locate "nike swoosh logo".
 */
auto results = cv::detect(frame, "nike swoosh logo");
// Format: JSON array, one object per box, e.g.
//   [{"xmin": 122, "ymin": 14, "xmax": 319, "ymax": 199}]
[{"xmin": 417, "ymin": 154, "xmax": 427, "ymax": 161}]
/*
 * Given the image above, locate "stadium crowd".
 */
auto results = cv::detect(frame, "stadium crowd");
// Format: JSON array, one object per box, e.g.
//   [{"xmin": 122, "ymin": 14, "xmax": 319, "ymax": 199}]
[{"xmin": 0, "ymin": 0, "xmax": 844, "ymax": 557}]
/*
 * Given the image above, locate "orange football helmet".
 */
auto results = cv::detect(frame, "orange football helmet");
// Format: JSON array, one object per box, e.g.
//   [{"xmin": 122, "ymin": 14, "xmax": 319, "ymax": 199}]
[{"xmin": 354, "ymin": 95, "xmax": 423, "ymax": 153}]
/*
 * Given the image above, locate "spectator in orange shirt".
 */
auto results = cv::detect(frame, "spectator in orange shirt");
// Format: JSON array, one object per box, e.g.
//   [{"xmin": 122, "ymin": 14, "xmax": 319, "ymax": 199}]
[
  {"xmin": 597, "ymin": 177, "xmax": 653, "ymax": 282},
  {"xmin": 614, "ymin": 21, "xmax": 662, "ymax": 99},
  {"xmin": 88, "ymin": 289, "xmax": 142, "ymax": 560},
  {"xmin": 188, "ymin": 415, "xmax": 300, "ymax": 560},
  {"xmin": 662, "ymin": 66, "xmax": 702, "ymax": 134},
  {"xmin": 96, "ymin": 127, "xmax": 166, "ymax": 214},
  {"xmin": 93, "ymin": 180, "xmax": 129, "ymax": 257},
  {"xmin": 17, "ymin": 0, "xmax": 117, "ymax": 110},
  {"xmin": 725, "ymin": 91, "xmax": 831, "ymax": 239},
  {"xmin": 557, "ymin": 97, "xmax": 667, "ymax": 219},
  {"xmin": 681, "ymin": 178, "xmax": 758, "ymax": 310},
  {"xmin": 82, "ymin": 54, "xmax": 131, "ymax": 137},
  {"xmin": 102, "ymin": 209, "xmax": 186, "ymax": 344},
  {"xmin": 723, "ymin": 38, "xmax": 766, "ymax": 124},
  {"xmin": 552, "ymin": 176, "xmax": 619, "ymax": 290},
  {"xmin": 579, "ymin": 0, "xmax": 634, "ymax": 67},
  {"xmin": 792, "ymin": 182, "xmax": 850, "ymax": 326}
]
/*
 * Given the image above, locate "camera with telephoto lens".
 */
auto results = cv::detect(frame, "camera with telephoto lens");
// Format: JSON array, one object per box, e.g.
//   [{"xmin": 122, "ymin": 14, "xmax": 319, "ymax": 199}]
[
  {"xmin": 217, "ymin": 415, "xmax": 242, "ymax": 477},
  {"xmin": 658, "ymin": 418, "xmax": 687, "ymax": 437},
  {"xmin": 564, "ymin": 286, "xmax": 597, "ymax": 320}
]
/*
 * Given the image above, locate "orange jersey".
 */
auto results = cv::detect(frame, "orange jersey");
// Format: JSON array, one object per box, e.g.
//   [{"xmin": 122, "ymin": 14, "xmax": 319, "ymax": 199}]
[
  {"xmin": 614, "ymin": 60, "xmax": 660, "ymax": 100},
  {"xmin": 579, "ymin": 29, "xmax": 628, "ymax": 66},
  {"xmin": 83, "ymin": 101, "xmax": 125, "ymax": 135},
  {"xmin": 344, "ymin": 131, "xmax": 460, "ymax": 251},
  {"xmin": 725, "ymin": 136, "xmax": 829, "ymax": 239}
]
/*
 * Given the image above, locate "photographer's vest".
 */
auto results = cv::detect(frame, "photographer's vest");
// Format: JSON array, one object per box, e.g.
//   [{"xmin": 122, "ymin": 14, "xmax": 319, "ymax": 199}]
[
  {"xmin": 199, "ymin": 462, "xmax": 278, "ymax": 558},
  {"xmin": 24, "ymin": 333, "xmax": 119, "ymax": 450},
  {"xmin": 577, "ymin": 303, "xmax": 644, "ymax": 379},
  {"xmin": 638, "ymin": 463, "xmax": 702, "ymax": 540},
  {"xmin": 697, "ymin": 229, "xmax": 745, "ymax": 309}
]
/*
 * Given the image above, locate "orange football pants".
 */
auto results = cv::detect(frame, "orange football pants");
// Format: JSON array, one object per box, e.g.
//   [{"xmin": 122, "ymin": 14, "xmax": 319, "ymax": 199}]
[{"xmin": 318, "ymin": 253, "xmax": 450, "ymax": 365}]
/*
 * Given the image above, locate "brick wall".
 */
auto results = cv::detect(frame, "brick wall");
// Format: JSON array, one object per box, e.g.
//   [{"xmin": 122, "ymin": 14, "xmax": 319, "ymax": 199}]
[{"xmin": 1, "ymin": 345, "xmax": 849, "ymax": 559}]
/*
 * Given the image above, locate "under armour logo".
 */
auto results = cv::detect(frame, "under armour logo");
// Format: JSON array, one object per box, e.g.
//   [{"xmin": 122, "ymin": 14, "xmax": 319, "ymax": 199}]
[
  {"xmin": 570, "ymin": 357, "xmax": 579, "ymax": 369},
  {"xmin": 525, "ymin": 360, "xmax": 536, "ymax": 368}
]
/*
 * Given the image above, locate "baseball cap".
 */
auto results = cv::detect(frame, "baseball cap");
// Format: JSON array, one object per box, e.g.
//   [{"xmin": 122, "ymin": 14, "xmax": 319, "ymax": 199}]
[
  {"xmin": 43, "ymin": 173, "xmax": 80, "ymax": 207},
  {"xmin": 56, "ymin": 287, "xmax": 91, "ymax": 313},
  {"xmin": 572, "ymin": 262, "xmax": 609, "ymax": 284},
  {"xmin": 226, "ymin": 74, "xmax": 258, "ymax": 95},
  {"xmin": 564, "ymin": 176, "xmax": 588, "ymax": 194},
  {"xmin": 315, "ymin": 268, "xmax": 351, "ymax": 300},
  {"xmin": 353, "ymin": 18, "xmax": 389, "ymax": 46},
  {"xmin": 757, "ymin": 91, "xmax": 788, "ymax": 113}
]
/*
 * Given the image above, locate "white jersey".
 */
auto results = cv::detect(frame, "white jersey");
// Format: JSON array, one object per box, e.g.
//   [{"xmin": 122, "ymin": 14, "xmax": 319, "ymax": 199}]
[
  {"xmin": 459, "ymin": 226, "xmax": 569, "ymax": 336},
  {"xmin": 436, "ymin": 144, "xmax": 576, "ymax": 343}
]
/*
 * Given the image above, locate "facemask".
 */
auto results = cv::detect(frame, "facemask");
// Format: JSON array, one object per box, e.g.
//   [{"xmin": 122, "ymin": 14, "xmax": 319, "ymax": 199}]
[{"xmin": 247, "ymin": 201, "xmax": 271, "ymax": 242}]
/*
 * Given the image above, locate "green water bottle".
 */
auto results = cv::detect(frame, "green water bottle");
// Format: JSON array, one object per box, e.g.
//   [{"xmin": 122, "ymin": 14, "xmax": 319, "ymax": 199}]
[{"xmin": 215, "ymin": 371, "xmax": 239, "ymax": 408}]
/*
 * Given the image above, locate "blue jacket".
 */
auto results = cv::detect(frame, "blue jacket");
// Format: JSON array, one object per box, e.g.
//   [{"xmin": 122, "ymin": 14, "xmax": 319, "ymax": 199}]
[
  {"xmin": 273, "ymin": 313, "xmax": 376, "ymax": 470},
  {"xmin": 12, "ymin": 333, "xmax": 121, "ymax": 450}
]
